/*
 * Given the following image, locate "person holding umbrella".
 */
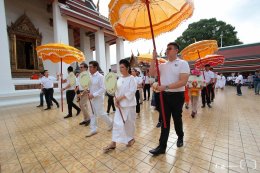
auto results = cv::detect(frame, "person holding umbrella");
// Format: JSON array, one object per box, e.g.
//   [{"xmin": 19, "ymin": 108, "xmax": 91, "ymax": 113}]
[
  {"xmin": 149, "ymin": 42, "xmax": 190, "ymax": 155},
  {"xmin": 41, "ymin": 70, "xmax": 59, "ymax": 110},
  {"xmin": 201, "ymin": 64, "xmax": 214, "ymax": 108}
]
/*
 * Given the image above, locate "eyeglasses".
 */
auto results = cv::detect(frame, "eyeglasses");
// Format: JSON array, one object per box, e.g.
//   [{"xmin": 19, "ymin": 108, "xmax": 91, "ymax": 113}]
[{"xmin": 80, "ymin": 67, "xmax": 84, "ymax": 69}]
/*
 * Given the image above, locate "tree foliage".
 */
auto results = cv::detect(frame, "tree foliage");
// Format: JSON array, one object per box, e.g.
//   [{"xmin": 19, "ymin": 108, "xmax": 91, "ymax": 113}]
[{"xmin": 175, "ymin": 18, "xmax": 242, "ymax": 51}]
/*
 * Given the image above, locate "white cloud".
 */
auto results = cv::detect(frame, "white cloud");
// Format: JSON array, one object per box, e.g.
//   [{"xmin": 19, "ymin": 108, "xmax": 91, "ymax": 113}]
[{"xmin": 93, "ymin": 0, "xmax": 260, "ymax": 64}]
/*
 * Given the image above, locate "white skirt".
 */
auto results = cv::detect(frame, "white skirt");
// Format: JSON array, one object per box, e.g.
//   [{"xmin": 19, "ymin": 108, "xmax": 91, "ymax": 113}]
[{"xmin": 112, "ymin": 106, "xmax": 136, "ymax": 144}]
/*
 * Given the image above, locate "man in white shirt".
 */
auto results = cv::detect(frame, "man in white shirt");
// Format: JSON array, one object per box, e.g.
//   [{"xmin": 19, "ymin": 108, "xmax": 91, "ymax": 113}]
[
  {"xmin": 149, "ymin": 42, "xmax": 190, "ymax": 155},
  {"xmin": 210, "ymin": 68, "xmax": 217, "ymax": 102},
  {"xmin": 61, "ymin": 66, "xmax": 81, "ymax": 118},
  {"xmin": 235, "ymin": 72, "xmax": 243, "ymax": 96},
  {"xmin": 201, "ymin": 64, "xmax": 214, "ymax": 108},
  {"xmin": 41, "ymin": 70, "xmax": 59, "ymax": 110},
  {"xmin": 86, "ymin": 61, "xmax": 113, "ymax": 137},
  {"xmin": 143, "ymin": 71, "xmax": 151, "ymax": 101}
]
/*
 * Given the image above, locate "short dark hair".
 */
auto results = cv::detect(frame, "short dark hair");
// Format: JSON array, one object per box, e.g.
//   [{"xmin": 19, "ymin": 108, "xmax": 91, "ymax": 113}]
[
  {"xmin": 205, "ymin": 64, "xmax": 210, "ymax": 67},
  {"xmin": 80, "ymin": 62, "xmax": 88, "ymax": 69},
  {"xmin": 89, "ymin": 61, "xmax": 99, "ymax": 69},
  {"xmin": 43, "ymin": 70, "xmax": 48, "ymax": 74},
  {"xmin": 210, "ymin": 67, "xmax": 213, "ymax": 70},
  {"xmin": 119, "ymin": 59, "xmax": 131, "ymax": 74},
  {"xmin": 167, "ymin": 42, "xmax": 180, "ymax": 50},
  {"xmin": 40, "ymin": 71, "xmax": 45, "ymax": 75},
  {"xmin": 67, "ymin": 66, "xmax": 73, "ymax": 72}
]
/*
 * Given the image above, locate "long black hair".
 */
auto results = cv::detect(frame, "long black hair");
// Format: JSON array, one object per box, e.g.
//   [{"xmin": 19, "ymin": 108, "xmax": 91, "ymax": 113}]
[{"xmin": 119, "ymin": 59, "xmax": 131, "ymax": 74}]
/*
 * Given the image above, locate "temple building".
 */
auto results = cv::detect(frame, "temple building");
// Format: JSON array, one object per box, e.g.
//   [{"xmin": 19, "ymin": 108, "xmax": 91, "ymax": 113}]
[{"xmin": 0, "ymin": 0, "xmax": 124, "ymax": 96}]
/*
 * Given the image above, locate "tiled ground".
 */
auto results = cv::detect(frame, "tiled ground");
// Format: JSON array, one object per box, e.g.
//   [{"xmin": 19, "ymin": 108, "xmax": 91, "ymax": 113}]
[{"xmin": 0, "ymin": 86, "xmax": 260, "ymax": 173}]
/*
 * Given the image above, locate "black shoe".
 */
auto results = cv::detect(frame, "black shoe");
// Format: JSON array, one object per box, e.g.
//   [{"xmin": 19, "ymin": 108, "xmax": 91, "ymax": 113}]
[
  {"xmin": 79, "ymin": 121, "xmax": 87, "ymax": 125},
  {"xmin": 149, "ymin": 146, "xmax": 166, "ymax": 155},
  {"xmin": 177, "ymin": 139, "xmax": 183, "ymax": 148},
  {"xmin": 207, "ymin": 104, "xmax": 212, "ymax": 108},
  {"xmin": 156, "ymin": 122, "xmax": 161, "ymax": 128},
  {"xmin": 76, "ymin": 110, "xmax": 81, "ymax": 116},
  {"xmin": 57, "ymin": 104, "xmax": 59, "ymax": 108},
  {"xmin": 44, "ymin": 108, "xmax": 51, "ymax": 110},
  {"xmin": 64, "ymin": 115, "xmax": 72, "ymax": 119},
  {"xmin": 191, "ymin": 112, "xmax": 195, "ymax": 118},
  {"xmin": 36, "ymin": 105, "xmax": 43, "ymax": 107},
  {"xmin": 185, "ymin": 105, "xmax": 189, "ymax": 109},
  {"xmin": 84, "ymin": 120, "xmax": 90, "ymax": 126},
  {"xmin": 201, "ymin": 105, "xmax": 205, "ymax": 108}
]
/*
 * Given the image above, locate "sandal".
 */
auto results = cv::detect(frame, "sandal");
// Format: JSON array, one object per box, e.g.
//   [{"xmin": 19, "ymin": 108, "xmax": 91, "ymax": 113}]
[
  {"xmin": 103, "ymin": 145, "xmax": 116, "ymax": 153},
  {"xmin": 126, "ymin": 139, "xmax": 135, "ymax": 147}
]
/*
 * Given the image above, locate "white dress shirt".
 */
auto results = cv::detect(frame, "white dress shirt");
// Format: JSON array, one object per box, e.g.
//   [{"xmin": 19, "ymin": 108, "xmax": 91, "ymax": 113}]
[
  {"xmin": 134, "ymin": 76, "xmax": 142, "ymax": 90},
  {"xmin": 203, "ymin": 70, "xmax": 214, "ymax": 84},
  {"xmin": 143, "ymin": 76, "xmax": 150, "ymax": 84},
  {"xmin": 159, "ymin": 58, "xmax": 190, "ymax": 92},
  {"xmin": 235, "ymin": 75, "xmax": 243, "ymax": 84},
  {"xmin": 41, "ymin": 76, "xmax": 56, "ymax": 89},
  {"xmin": 65, "ymin": 72, "xmax": 76, "ymax": 90},
  {"xmin": 89, "ymin": 71, "xmax": 105, "ymax": 97}
]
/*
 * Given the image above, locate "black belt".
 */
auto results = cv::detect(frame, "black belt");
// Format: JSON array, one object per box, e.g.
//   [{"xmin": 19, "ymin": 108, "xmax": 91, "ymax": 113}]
[{"xmin": 162, "ymin": 91, "xmax": 184, "ymax": 95}]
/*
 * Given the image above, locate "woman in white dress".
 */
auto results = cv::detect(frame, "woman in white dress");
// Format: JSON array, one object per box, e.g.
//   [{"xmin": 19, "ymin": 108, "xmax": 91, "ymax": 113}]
[
  {"xmin": 103, "ymin": 59, "xmax": 137, "ymax": 152},
  {"xmin": 216, "ymin": 73, "xmax": 226, "ymax": 90}
]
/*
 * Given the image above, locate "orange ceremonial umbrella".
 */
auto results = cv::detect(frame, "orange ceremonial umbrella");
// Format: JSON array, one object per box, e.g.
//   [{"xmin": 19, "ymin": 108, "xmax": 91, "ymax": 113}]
[
  {"xmin": 36, "ymin": 43, "xmax": 85, "ymax": 112},
  {"xmin": 181, "ymin": 40, "xmax": 218, "ymax": 61},
  {"xmin": 109, "ymin": 0, "xmax": 194, "ymax": 128},
  {"xmin": 137, "ymin": 54, "xmax": 167, "ymax": 64},
  {"xmin": 194, "ymin": 54, "xmax": 225, "ymax": 69}
]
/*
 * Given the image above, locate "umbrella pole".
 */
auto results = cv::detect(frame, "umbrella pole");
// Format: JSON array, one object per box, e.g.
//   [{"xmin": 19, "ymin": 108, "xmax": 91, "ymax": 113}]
[
  {"xmin": 145, "ymin": 0, "xmax": 167, "ymax": 128},
  {"xmin": 61, "ymin": 58, "xmax": 63, "ymax": 112},
  {"xmin": 197, "ymin": 50, "xmax": 209, "ymax": 97}
]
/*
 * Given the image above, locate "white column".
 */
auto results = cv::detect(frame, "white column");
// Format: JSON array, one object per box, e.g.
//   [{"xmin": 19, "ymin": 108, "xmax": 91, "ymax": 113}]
[
  {"xmin": 80, "ymin": 28, "xmax": 93, "ymax": 64},
  {"xmin": 116, "ymin": 38, "xmax": 124, "ymax": 74},
  {"xmin": 0, "ymin": 0, "xmax": 15, "ymax": 93},
  {"xmin": 105, "ymin": 43, "xmax": 111, "ymax": 73},
  {"xmin": 53, "ymin": 0, "xmax": 69, "ymax": 75},
  {"xmin": 68, "ymin": 29, "xmax": 77, "ymax": 69},
  {"xmin": 95, "ymin": 29, "xmax": 106, "ymax": 74}
]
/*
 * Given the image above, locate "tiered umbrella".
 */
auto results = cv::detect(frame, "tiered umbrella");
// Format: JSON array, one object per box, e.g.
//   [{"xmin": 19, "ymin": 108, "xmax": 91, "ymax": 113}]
[
  {"xmin": 194, "ymin": 54, "xmax": 225, "ymax": 69},
  {"xmin": 109, "ymin": 0, "xmax": 194, "ymax": 128},
  {"xmin": 36, "ymin": 43, "xmax": 85, "ymax": 112}
]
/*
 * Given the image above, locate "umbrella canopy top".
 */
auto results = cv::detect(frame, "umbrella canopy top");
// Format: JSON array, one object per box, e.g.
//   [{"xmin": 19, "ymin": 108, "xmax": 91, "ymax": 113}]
[
  {"xmin": 194, "ymin": 54, "xmax": 225, "ymax": 69},
  {"xmin": 137, "ymin": 53, "xmax": 167, "ymax": 63},
  {"xmin": 181, "ymin": 40, "xmax": 218, "ymax": 61},
  {"xmin": 109, "ymin": 0, "xmax": 194, "ymax": 41},
  {"xmin": 36, "ymin": 43, "xmax": 85, "ymax": 64}
]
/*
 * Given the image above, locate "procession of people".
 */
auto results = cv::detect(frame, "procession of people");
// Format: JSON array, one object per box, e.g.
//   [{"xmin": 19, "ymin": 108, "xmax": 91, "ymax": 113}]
[{"xmin": 35, "ymin": 41, "xmax": 260, "ymax": 157}]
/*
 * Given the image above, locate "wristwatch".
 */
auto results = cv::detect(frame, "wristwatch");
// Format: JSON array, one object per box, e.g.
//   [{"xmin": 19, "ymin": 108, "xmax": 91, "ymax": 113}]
[{"xmin": 165, "ymin": 85, "xmax": 169, "ymax": 90}]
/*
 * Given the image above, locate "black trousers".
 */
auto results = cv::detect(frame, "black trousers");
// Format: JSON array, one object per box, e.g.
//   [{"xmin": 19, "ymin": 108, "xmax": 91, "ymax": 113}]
[
  {"xmin": 143, "ymin": 84, "xmax": 150, "ymax": 100},
  {"xmin": 237, "ymin": 83, "xmax": 242, "ymax": 95},
  {"xmin": 40, "ymin": 92, "xmax": 44, "ymax": 105},
  {"xmin": 135, "ymin": 90, "xmax": 140, "ymax": 113},
  {"xmin": 155, "ymin": 92, "xmax": 162, "ymax": 123},
  {"xmin": 107, "ymin": 94, "xmax": 115, "ymax": 113},
  {"xmin": 44, "ymin": 88, "xmax": 59, "ymax": 109},
  {"xmin": 210, "ymin": 83, "xmax": 215, "ymax": 101},
  {"xmin": 159, "ymin": 92, "xmax": 185, "ymax": 149},
  {"xmin": 66, "ymin": 90, "xmax": 80, "ymax": 115},
  {"xmin": 201, "ymin": 84, "xmax": 212, "ymax": 106}
]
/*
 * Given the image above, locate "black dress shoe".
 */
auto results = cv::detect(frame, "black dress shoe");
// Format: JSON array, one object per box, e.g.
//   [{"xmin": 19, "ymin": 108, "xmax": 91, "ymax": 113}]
[
  {"xmin": 44, "ymin": 108, "xmax": 51, "ymax": 110},
  {"xmin": 85, "ymin": 120, "xmax": 90, "ymax": 126},
  {"xmin": 207, "ymin": 104, "xmax": 212, "ymax": 108},
  {"xmin": 79, "ymin": 121, "xmax": 87, "ymax": 125},
  {"xmin": 76, "ymin": 110, "xmax": 81, "ymax": 116},
  {"xmin": 191, "ymin": 112, "xmax": 195, "ymax": 118},
  {"xmin": 177, "ymin": 139, "xmax": 183, "ymax": 148},
  {"xmin": 149, "ymin": 146, "xmax": 166, "ymax": 155},
  {"xmin": 156, "ymin": 122, "xmax": 161, "ymax": 128},
  {"xmin": 64, "ymin": 115, "xmax": 72, "ymax": 119},
  {"xmin": 36, "ymin": 105, "xmax": 43, "ymax": 107},
  {"xmin": 201, "ymin": 105, "xmax": 205, "ymax": 108}
]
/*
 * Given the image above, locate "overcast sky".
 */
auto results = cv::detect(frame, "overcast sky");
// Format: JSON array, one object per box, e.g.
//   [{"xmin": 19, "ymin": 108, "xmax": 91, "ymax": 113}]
[{"xmin": 92, "ymin": 0, "xmax": 260, "ymax": 64}]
